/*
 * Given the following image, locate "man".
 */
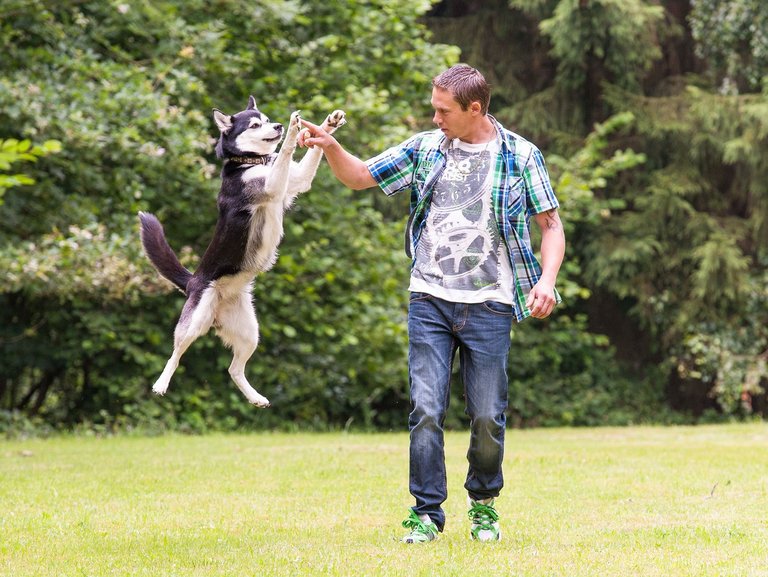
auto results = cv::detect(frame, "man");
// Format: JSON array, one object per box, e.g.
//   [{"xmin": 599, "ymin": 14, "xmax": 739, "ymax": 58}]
[{"xmin": 299, "ymin": 64, "xmax": 565, "ymax": 543}]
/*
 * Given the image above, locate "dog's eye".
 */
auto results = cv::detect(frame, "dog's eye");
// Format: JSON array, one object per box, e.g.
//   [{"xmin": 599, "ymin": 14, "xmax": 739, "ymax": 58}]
[{"xmin": 248, "ymin": 119, "xmax": 263, "ymax": 129}]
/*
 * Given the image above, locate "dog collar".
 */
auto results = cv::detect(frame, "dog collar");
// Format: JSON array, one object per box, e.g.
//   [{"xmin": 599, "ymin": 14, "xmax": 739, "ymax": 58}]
[{"xmin": 227, "ymin": 156, "xmax": 270, "ymax": 166}]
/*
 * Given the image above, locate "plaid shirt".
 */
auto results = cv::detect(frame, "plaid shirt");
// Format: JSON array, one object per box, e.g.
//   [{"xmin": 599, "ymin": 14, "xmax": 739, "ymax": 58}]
[{"xmin": 366, "ymin": 115, "xmax": 560, "ymax": 322}]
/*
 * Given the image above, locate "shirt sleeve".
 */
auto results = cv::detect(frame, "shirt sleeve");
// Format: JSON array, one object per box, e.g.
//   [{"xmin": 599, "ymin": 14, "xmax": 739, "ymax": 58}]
[
  {"xmin": 365, "ymin": 134, "xmax": 422, "ymax": 197},
  {"xmin": 523, "ymin": 147, "xmax": 559, "ymax": 216}
]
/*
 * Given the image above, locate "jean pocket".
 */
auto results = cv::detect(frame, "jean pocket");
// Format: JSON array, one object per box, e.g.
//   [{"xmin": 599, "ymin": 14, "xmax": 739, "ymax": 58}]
[
  {"xmin": 481, "ymin": 300, "xmax": 515, "ymax": 316},
  {"xmin": 409, "ymin": 291, "xmax": 433, "ymax": 303}
]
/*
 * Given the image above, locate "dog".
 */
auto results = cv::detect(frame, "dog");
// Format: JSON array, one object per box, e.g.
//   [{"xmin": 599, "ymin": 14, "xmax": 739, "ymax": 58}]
[{"xmin": 138, "ymin": 97, "xmax": 345, "ymax": 407}]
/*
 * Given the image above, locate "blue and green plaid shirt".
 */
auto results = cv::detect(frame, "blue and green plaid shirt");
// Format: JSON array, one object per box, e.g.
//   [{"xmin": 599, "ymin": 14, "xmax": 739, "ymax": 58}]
[{"xmin": 366, "ymin": 115, "xmax": 560, "ymax": 322}]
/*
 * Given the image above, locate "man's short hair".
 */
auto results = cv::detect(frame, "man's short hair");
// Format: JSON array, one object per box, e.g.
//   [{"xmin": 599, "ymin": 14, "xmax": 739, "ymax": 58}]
[{"xmin": 432, "ymin": 64, "xmax": 491, "ymax": 115}]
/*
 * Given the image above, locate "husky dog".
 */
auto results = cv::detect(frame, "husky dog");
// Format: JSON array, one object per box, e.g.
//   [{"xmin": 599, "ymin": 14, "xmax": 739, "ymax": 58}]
[{"xmin": 139, "ymin": 97, "xmax": 346, "ymax": 407}]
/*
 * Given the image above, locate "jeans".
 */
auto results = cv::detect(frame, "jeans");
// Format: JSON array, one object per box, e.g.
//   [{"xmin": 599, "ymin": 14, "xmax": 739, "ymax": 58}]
[{"xmin": 407, "ymin": 292, "xmax": 513, "ymax": 531}]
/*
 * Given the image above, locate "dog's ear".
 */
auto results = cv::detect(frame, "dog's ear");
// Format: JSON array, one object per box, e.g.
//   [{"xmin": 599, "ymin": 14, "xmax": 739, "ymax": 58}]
[
  {"xmin": 247, "ymin": 96, "xmax": 258, "ymax": 111},
  {"xmin": 212, "ymin": 109, "xmax": 233, "ymax": 133}
]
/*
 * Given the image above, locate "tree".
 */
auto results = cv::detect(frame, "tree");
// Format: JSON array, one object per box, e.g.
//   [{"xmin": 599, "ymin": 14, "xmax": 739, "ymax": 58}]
[
  {"xmin": 426, "ymin": 0, "xmax": 768, "ymax": 418},
  {"xmin": 689, "ymin": 0, "xmax": 768, "ymax": 94},
  {"xmin": 0, "ymin": 0, "xmax": 456, "ymax": 430},
  {"xmin": 513, "ymin": 0, "xmax": 668, "ymax": 129},
  {"xmin": 594, "ymin": 84, "xmax": 768, "ymax": 415}
]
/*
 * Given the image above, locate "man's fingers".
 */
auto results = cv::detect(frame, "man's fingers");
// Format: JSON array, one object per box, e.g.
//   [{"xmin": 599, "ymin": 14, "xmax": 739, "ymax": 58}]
[
  {"xmin": 298, "ymin": 119, "xmax": 324, "ymax": 148},
  {"xmin": 298, "ymin": 128, "xmax": 313, "ymax": 147},
  {"xmin": 527, "ymin": 288, "xmax": 555, "ymax": 318},
  {"xmin": 526, "ymin": 290, "xmax": 535, "ymax": 309},
  {"xmin": 532, "ymin": 304, "xmax": 549, "ymax": 318},
  {"xmin": 299, "ymin": 118, "xmax": 321, "ymax": 132}
]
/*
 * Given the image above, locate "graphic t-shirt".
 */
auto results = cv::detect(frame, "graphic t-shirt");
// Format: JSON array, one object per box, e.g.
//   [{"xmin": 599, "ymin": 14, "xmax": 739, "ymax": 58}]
[{"xmin": 408, "ymin": 138, "xmax": 515, "ymax": 305}]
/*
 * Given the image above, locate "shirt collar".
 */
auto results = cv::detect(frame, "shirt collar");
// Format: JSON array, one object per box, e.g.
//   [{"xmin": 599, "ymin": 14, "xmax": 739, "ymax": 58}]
[
  {"xmin": 488, "ymin": 115, "xmax": 509, "ymax": 153},
  {"xmin": 436, "ymin": 114, "xmax": 506, "ymax": 154}
]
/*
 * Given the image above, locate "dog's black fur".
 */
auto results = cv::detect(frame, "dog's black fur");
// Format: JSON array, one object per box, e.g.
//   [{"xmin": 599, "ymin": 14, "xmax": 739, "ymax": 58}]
[{"xmin": 139, "ymin": 97, "xmax": 345, "ymax": 406}]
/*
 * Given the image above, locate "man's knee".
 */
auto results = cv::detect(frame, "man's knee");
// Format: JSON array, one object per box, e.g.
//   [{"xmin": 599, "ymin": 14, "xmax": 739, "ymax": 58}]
[{"xmin": 409, "ymin": 405, "xmax": 445, "ymax": 432}]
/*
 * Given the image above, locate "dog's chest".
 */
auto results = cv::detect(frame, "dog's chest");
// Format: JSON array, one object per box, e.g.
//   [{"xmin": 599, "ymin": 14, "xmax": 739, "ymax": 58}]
[
  {"xmin": 244, "ymin": 199, "xmax": 284, "ymax": 272},
  {"xmin": 241, "ymin": 164, "xmax": 270, "ymax": 182}
]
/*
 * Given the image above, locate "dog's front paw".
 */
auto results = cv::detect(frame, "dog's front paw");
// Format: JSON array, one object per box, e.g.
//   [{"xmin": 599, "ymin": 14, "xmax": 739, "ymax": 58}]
[
  {"xmin": 288, "ymin": 110, "xmax": 302, "ymax": 135},
  {"xmin": 325, "ymin": 110, "xmax": 346, "ymax": 131}
]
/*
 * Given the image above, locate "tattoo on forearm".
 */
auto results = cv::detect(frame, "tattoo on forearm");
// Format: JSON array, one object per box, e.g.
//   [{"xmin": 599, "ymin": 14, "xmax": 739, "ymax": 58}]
[{"xmin": 544, "ymin": 209, "xmax": 561, "ymax": 231}]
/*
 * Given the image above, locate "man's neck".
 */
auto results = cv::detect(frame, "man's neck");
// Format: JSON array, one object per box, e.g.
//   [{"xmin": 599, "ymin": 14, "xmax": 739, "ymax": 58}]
[{"xmin": 459, "ymin": 117, "xmax": 495, "ymax": 144}]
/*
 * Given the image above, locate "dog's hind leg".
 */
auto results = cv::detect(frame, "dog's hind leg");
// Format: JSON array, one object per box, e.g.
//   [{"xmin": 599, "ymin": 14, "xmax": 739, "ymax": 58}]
[
  {"xmin": 216, "ymin": 291, "xmax": 269, "ymax": 407},
  {"xmin": 153, "ymin": 287, "xmax": 216, "ymax": 396}
]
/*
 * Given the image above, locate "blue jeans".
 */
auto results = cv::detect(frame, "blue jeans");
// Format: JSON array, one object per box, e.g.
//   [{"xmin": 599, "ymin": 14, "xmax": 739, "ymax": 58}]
[{"xmin": 407, "ymin": 292, "xmax": 513, "ymax": 532}]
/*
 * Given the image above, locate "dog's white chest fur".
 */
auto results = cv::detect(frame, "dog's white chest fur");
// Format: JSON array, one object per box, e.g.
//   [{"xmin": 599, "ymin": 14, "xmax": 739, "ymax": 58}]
[
  {"xmin": 237, "ymin": 165, "xmax": 285, "ymax": 272},
  {"xmin": 246, "ymin": 202, "xmax": 284, "ymax": 272},
  {"xmin": 241, "ymin": 164, "xmax": 270, "ymax": 182}
]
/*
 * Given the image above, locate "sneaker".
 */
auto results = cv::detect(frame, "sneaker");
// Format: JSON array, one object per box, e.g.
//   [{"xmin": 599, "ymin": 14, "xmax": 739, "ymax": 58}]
[
  {"xmin": 401, "ymin": 508, "xmax": 438, "ymax": 543},
  {"xmin": 468, "ymin": 498, "xmax": 501, "ymax": 542}
]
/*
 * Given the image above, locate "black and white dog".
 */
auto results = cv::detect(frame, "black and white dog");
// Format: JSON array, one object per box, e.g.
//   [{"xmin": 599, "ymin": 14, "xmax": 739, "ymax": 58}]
[{"xmin": 139, "ymin": 97, "xmax": 345, "ymax": 407}]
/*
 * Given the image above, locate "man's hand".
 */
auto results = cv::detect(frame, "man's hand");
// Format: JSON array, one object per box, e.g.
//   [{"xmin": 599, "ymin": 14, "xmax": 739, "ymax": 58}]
[
  {"xmin": 296, "ymin": 118, "xmax": 377, "ymax": 190},
  {"xmin": 298, "ymin": 110, "xmax": 346, "ymax": 149},
  {"xmin": 298, "ymin": 119, "xmax": 331, "ymax": 150},
  {"xmin": 526, "ymin": 280, "xmax": 557, "ymax": 319}
]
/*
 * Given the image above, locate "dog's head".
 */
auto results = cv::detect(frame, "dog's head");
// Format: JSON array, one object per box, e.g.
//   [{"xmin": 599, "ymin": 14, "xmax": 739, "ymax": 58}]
[{"xmin": 213, "ymin": 96, "xmax": 283, "ymax": 158}]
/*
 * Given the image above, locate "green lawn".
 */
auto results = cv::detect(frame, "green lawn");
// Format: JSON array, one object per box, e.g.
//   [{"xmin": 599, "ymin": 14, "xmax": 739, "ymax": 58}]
[{"xmin": 2, "ymin": 424, "xmax": 767, "ymax": 576}]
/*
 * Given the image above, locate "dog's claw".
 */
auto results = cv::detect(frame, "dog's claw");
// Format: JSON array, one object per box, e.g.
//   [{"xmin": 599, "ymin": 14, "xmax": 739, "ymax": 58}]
[
  {"xmin": 152, "ymin": 382, "xmax": 169, "ymax": 396},
  {"xmin": 247, "ymin": 393, "xmax": 271, "ymax": 407},
  {"xmin": 328, "ymin": 110, "xmax": 346, "ymax": 128}
]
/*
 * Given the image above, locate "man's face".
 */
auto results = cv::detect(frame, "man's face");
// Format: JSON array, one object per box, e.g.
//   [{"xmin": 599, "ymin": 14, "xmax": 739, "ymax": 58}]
[{"xmin": 430, "ymin": 86, "xmax": 475, "ymax": 141}]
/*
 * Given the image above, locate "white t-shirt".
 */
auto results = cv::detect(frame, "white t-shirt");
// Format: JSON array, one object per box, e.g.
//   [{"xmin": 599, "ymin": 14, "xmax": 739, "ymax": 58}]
[{"xmin": 408, "ymin": 137, "xmax": 516, "ymax": 305}]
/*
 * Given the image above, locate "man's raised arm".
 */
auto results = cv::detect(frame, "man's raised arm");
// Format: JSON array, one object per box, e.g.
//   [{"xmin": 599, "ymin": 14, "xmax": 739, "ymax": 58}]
[{"xmin": 299, "ymin": 119, "xmax": 377, "ymax": 190}]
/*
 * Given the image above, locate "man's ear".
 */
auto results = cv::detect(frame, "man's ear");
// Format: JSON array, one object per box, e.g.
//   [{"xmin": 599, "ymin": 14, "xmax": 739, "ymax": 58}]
[{"xmin": 213, "ymin": 109, "xmax": 233, "ymax": 132}]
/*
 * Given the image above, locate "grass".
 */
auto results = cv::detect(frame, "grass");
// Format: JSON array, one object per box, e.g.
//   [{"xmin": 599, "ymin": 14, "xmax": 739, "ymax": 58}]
[{"xmin": 2, "ymin": 424, "xmax": 768, "ymax": 577}]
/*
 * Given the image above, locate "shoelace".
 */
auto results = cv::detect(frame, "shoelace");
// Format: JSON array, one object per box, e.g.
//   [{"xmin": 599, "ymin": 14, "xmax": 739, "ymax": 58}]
[
  {"xmin": 402, "ymin": 509, "xmax": 434, "ymax": 534},
  {"xmin": 468, "ymin": 503, "xmax": 499, "ymax": 530}
]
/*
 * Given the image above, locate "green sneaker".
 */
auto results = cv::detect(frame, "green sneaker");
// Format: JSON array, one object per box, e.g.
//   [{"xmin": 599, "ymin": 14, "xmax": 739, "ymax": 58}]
[
  {"xmin": 468, "ymin": 499, "xmax": 501, "ymax": 542},
  {"xmin": 401, "ymin": 508, "xmax": 438, "ymax": 543}
]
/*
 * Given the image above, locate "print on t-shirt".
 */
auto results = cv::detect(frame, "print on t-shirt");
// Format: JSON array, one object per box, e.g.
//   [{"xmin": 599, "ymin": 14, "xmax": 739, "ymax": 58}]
[{"xmin": 412, "ymin": 144, "xmax": 502, "ymax": 292}]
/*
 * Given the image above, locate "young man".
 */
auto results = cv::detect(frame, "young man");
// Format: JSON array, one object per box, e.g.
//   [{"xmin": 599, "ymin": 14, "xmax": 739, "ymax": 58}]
[{"xmin": 299, "ymin": 64, "xmax": 565, "ymax": 543}]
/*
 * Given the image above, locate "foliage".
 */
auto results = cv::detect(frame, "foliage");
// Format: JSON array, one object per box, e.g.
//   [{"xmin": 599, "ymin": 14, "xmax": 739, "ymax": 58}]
[
  {"xmin": 500, "ymin": 112, "xmax": 666, "ymax": 427},
  {"xmin": 689, "ymin": 0, "xmax": 768, "ymax": 93},
  {"xmin": 508, "ymin": 0, "xmax": 671, "ymax": 133},
  {"xmin": 429, "ymin": 111, "xmax": 664, "ymax": 430},
  {"xmin": 431, "ymin": 0, "xmax": 767, "ymax": 420},
  {"xmin": 225, "ymin": 191, "xmax": 412, "ymax": 430},
  {"xmin": 505, "ymin": 314, "xmax": 669, "ymax": 427},
  {"xmin": 535, "ymin": 0, "xmax": 666, "ymax": 92},
  {"xmin": 587, "ymin": 84, "xmax": 768, "ymax": 415},
  {"xmin": 0, "ymin": 0, "xmax": 452, "ymax": 430},
  {"xmin": 0, "ymin": 0, "xmax": 455, "ymax": 240},
  {"xmin": 672, "ymin": 268, "xmax": 768, "ymax": 416},
  {"xmin": 0, "ymin": 138, "xmax": 60, "ymax": 205},
  {"xmin": 2, "ymin": 0, "xmax": 766, "ymax": 430}
]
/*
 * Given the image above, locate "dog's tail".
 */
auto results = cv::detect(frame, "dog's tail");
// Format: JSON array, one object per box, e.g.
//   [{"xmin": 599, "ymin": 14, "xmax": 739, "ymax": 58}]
[{"xmin": 138, "ymin": 211, "xmax": 192, "ymax": 293}]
